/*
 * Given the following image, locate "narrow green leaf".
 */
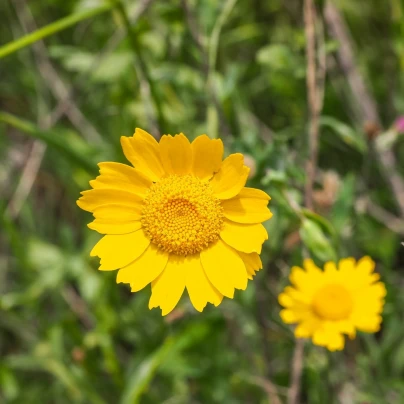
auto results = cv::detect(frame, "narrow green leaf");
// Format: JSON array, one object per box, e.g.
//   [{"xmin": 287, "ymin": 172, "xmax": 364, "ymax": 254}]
[
  {"xmin": 0, "ymin": 3, "xmax": 116, "ymax": 59},
  {"xmin": 330, "ymin": 174, "xmax": 356, "ymax": 233},
  {"xmin": 120, "ymin": 337, "xmax": 177, "ymax": 404},
  {"xmin": 0, "ymin": 112, "xmax": 97, "ymax": 174},
  {"xmin": 300, "ymin": 218, "xmax": 337, "ymax": 262},
  {"xmin": 320, "ymin": 116, "xmax": 367, "ymax": 153},
  {"xmin": 121, "ymin": 325, "xmax": 210, "ymax": 404},
  {"xmin": 301, "ymin": 208, "xmax": 337, "ymax": 239}
]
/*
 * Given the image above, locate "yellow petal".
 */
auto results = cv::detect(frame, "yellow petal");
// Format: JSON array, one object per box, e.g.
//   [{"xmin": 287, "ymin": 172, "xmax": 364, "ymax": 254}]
[
  {"xmin": 280, "ymin": 309, "xmax": 298, "ymax": 323},
  {"xmin": 159, "ymin": 134, "xmax": 192, "ymax": 175},
  {"xmin": 288, "ymin": 266, "xmax": 323, "ymax": 302},
  {"xmin": 356, "ymin": 256, "xmax": 375, "ymax": 276},
  {"xmin": 311, "ymin": 329, "xmax": 330, "ymax": 346},
  {"xmin": 327, "ymin": 335, "xmax": 345, "ymax": 351},
  {"xmin": 221, "ymin": 187, "xmax": 272, "ymax": 224},
  {"xmin": 314, "ymin": 330, "xmax": 345, "ymax": 351},
  {"xmin": 191, "ymin": 135, "xmax": 223, "ymax": 180},
  {"xmin": 77, "ymin": 189, "xmax": 142, "ymax": 213},
  {"xmin": 295, "ymin": 325, "xmax": 312, "ymax": 338},
  {"xmin": 90, "ymin": 176, "xmax": 141, "ymax": 194},
  {"xmin": 237, "ymin": 251, "xmax": 262, "ymax": 278},
  {"xmin": 352, "ymin": 314, "xmax": 382, "ymax": 332},
  {"xmin": 116, "ymin": 244, "xmax": 169, "ymax": 291},
  {"xmin": 220, "ymin": 219, "xmax": 268, "ymax": 254},
  {"xmin": 294, "ymin": 314, "xmax": 322, "ymax": 337},
  {"xmin": 338, "ymin": 257, "xmax": 356, "ymax": 274},
  {"xmin": 185, "ymin": 255, "xmax": 223, "ymax": 312},
  {"xmin": 303, "ymin": 259, "xmax": 323, "ymax": 276},
  {"xmin": 90, "ymin": 229, "xmax": 150, "ymax": 271},
  {"xmin": 91, "ymin": 162, "xmax": 152, "ymax": 198},
  {"xmin": 200, "ymin": 240, "xmax": 248, "ymax": 298},
  {"xmin": 236, "ymin": 187, "xmax": 271, "ymax": 201},
  {"xmin": 324, "ymin": 261, "xmax": 338, "ymax": 276},
  {"xmin": 88, "ymin": 219, "xmax": 142, "ymax": 235},
  {"xmin": 120, "ymin": 128, "xmax": 165, "ymax": 181},
  {"xmin": 211, "ymin": 154, "xmax": 250, "ymax": 200},
  {"xmin": 278, "ymin": 293, "xmax": 294, "ymax": 308},
  {"xmin": 282, "ymin": 285, "xmax": 311, "ymax": 304},
  {"xmin": 335, "ymin": 320, "xmax": 356, "ymax": 336},
  {"xmin": 92, "ymin": 204, "xmax": 142, "ymax": 221},
  {"xmin": 149, "ymin": 255, "xmax": 187, "ymax": 316}
]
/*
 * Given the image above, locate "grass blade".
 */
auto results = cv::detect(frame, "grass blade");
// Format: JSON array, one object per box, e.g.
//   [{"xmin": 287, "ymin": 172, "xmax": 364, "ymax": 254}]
[
  {"xmin": 0, "ymin": 3, "xmax": 116, "ymax": 59},
  {"xmin": 0, "ymin": 112, "xmax": 97, "ymax": 174}
]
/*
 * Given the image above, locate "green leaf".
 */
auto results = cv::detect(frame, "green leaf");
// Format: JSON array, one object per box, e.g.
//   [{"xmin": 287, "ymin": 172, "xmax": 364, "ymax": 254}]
[
  {"xmin": 0, "ymin": 366, "xmax": 19, "ymax": 400},
  {"xmin": 62, "ymin": 50, "xmax": 95, "ymax": 73},
  {"xmin": 0, "ymin": 112, "xmax": 98, "ymax": 174},
  {"xmin": 0, "ymin": 3, "xmax": 116, "ymax": 59},
  {"xmin": 120, "ymin": 337, "xmax": 178, "ymax": 404},
  {"xmin": 300, "ymin": 218, "xmax": 337, "ymax": 262},
  {"xmin": 121, "ymin": 324, "xmax": 210, "ymax": 404},
  {"xmin": 330, "ymin": 174, "xmax": 356, "ymax": 233},
  {"xmin": 92, "ymin": 52, "xmax": 133, "ymax": 82},
  {"xmin": 256, "ymin": 44, "xmax": 295, "ymax": 71},
  {"xmin": 301, "ymin": 208, "xmax": 337, "ymax": 239},
  {"xmin": 320, "ymin": 116, "xmax": 367, "ymax": 153}
]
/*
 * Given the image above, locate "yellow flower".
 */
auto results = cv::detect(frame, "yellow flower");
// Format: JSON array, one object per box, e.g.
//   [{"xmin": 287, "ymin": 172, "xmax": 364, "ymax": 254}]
[
  {"xmin": 279, "ymin": 257, "xmax": 386, "ymax": 351},
  {"xmin": 78, "ymin": 129, "xmax": 272, "ymax": 315}
]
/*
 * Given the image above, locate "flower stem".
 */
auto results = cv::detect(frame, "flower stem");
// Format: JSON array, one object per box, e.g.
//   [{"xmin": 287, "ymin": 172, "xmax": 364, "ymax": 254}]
[{"xmin": 114, "ymin": 0, "xmax": 166, "ymax": 135}]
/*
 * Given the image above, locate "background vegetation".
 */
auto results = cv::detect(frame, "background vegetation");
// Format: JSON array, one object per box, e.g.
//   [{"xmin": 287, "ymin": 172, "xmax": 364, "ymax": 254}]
[{"xmin": 1, "ymin": 0, "xmax": 404, "ymax": 403}]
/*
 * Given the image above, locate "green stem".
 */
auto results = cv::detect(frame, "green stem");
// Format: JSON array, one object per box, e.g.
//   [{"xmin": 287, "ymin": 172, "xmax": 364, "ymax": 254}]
[
  {"xmin": 206, "ymin": 0, "xmax": 238, "ymax": 138},
  {"xmin": 115, "ymin": 1, "xmax": 166, "ymax": 134},
  {"xmin": 0, "ymin": 3, "xmax": 116, "ymax": 59},
  {"xmin": 208, "ymin": 0, "xmax": 238, "ymax": 76},
  {"xmin": 0, "ymin": 112, "xmax": 96, "ymax": 174}
]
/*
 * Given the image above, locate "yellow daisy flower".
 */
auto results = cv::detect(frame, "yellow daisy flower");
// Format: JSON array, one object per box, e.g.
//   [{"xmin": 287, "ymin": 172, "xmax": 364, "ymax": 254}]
[
  {"xmin": 279, "ymin": 257, "xmax": 386, "ymax": 351},
  {"xmin": 78, "ymin": 129, "xmax": 272, "ymax": 315}
]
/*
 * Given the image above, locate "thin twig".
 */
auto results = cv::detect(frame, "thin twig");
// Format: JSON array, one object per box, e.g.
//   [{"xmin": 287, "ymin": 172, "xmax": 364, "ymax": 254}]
[
  {"xmin": 247, "ymin": 376, "xmax": 285, "ymax": 404},
  {"xmin": 324, "ymin": 1, "xmax": 404, "ymax": 217},
  {"xmin": 62, "ymin": 286, "xmax": 94, "ymax": 329},
  {"xmin": 7, "ymin": 0, "xmax": 105, "ymax": 219},
  {"xmin": 12, "ymin": 0, "xmax": 102, "ymax": 143},
  {"xmin": 115, "ymin": 0, "xmax": 165, "ymax": 135},
  {"xmin": 49, "ymin": 0, "xmax": 155, "ymax": 127},
  {"xmin": 180, "ymin": 0, "xmax": 205, "ymax": 51},
  {"xmin": 287, "ymin": 338, "xmax": 305, "ymax": 404},
  {"xmin": 181, "ymin": 0, "xmax": 231, "ymax": 138},
  {"xmin": 357, "ymin": 197, "xmax": 404, "ymax": 235},
  {"xmin": 316, "ymin": 12, "xmax": 327, "ymax": 115},
  {"xmin": 324, "ymin": 3, "xmax": 380, "ymax": 126},
  {"xmin": 374, "ymin": 147, "xmax": 404, "ymax": 217},
  {"xmin": 288, "ymin": 0, "xmax": 325, "ymax": 402},
  {"xmin": 304, "ymin": 0, "xmax": 324, "ymax": 210},
  {"xmin": 6, "ymin": 140, "xmax": 46, "ymax": 218}
]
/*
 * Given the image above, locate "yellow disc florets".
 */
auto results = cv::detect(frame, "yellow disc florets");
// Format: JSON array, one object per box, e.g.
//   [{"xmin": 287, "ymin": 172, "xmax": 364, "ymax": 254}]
[
  {"xmin": 141, "ymin": 175, "xmax": 224, "ymax": 255},
  {"xmin": 312, "ymin": 284, "xmax": 353, "ymax": 321}
]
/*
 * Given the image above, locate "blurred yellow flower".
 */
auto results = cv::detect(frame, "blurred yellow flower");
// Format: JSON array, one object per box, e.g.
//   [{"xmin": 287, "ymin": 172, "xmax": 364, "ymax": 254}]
[
  {"xmin": 279, "ymin": 257, "xmax": 386, "ymax": 351},
  {"xmin": 78, "ymin": 129, "xmax": 272, "ymax": 315}
]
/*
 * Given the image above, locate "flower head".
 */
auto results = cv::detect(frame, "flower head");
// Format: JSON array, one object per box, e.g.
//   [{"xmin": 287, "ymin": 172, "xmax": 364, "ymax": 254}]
[
  {"xmin": 394, "ymin": 116, "xmax": 404, "ymax": 133},
  {"xmin": 279, "ymin": 257, "xmax": 386, "ymax": 351},
  {"xmin": 78, "ymin": 129, "xmax": 272, "ymax": 315}
]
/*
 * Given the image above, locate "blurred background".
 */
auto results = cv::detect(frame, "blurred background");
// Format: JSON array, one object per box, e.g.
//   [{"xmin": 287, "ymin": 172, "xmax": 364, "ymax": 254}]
[{"xmin": 1, "ymin": 0, "xmax": 404, "ymax": 403}]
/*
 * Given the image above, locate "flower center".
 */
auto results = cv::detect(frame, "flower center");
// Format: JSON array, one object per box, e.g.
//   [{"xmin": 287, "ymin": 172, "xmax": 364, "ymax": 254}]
[
  {"xmin": 141, "ymin": 175, "xmax": 223, "ymax": 255},
  {"xmin": 312, "ymin": 284, "xmax": 353, "ymax": 321}
]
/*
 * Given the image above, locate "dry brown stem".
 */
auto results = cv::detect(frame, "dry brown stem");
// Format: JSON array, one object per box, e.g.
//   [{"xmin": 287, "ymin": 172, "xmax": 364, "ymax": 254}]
[{"xmin": 324, "ymin": 1, "xmax": 404, "ymax": 217}]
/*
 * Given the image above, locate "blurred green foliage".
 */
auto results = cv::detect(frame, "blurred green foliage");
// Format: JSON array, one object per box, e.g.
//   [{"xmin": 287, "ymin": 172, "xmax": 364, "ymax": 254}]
[{"xmin": 1, "ymin": 0, "xmax": 404, "ymax": 403}]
